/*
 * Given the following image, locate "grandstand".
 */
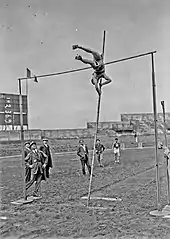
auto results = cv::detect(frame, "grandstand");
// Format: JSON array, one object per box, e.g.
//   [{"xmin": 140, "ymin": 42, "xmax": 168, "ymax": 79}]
[
  {"xmin": 87, "ymin": 121, "xmax": 133, "ymax": 134},
  {"xmin": 87, "ymin": 113, "xmax": 170, "ymax": 134}
]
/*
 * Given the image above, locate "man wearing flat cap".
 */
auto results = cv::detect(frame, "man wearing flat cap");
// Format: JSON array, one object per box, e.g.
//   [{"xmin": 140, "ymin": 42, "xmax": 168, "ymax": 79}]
[
  {"xmin": 25, "ymin": 141, "xmax": 48, "ymax": 197},
  {"xmin": 77, "ymin": 140, "xmax": 91, "ymax": 176},
  {"xmin": 24, "ymin": 142, "xmax": 31, "ymax": 183},
  {"xmin": 39, "ymin": 138, "xmax": 53, "ymax": 179}
]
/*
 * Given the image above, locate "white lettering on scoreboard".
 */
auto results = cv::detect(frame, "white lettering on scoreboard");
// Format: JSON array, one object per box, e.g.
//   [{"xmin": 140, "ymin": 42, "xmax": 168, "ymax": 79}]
[{"xmin": 4, "ymin": 97, "xmax": 13, "ymax": 124}]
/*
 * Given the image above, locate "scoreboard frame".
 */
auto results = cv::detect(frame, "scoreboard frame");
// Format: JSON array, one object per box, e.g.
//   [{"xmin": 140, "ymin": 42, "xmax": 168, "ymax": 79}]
[{"xmin": 0, "ymin": 93, "xmax": 28, "ymax": 128}]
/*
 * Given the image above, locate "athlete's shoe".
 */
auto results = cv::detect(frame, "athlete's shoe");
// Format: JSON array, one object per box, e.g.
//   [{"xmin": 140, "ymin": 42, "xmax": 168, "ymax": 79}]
[
  {"xmin": 72, "ymin": 44, "xmax": 79, "ymax": 50},
  {"xmin": 75, "ymin": 54, "xmax": 82, "ymax": 61},
  {"xmin": 33, "ymin": 193, "xmax": 41, "ymax": 197}
]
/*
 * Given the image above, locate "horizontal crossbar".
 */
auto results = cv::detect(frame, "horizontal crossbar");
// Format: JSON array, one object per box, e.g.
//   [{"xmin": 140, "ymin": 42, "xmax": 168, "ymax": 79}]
[{"xmin": 19, "ymin": 50, "xmax": 156, "ymax": 81}]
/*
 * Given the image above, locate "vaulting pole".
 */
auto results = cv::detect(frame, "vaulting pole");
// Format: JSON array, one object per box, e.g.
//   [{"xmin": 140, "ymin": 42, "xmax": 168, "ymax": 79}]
[
  {"xmin": 161, "ymin": 101, "xmax": 170, "ymax": 204},
  {"xmin": 102, "ymin": 30, "xmax": 106, "ymax": 59},
  {"xmin": 87, "ymin": 30, "xmax": 106, "ymax": 207},
  {"xmin": 87, "ymin": 93, "xmax": 102, "ymax": 206}
]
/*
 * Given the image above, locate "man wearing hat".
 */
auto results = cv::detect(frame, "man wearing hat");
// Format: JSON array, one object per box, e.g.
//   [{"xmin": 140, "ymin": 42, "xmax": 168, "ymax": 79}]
[
  {"xmin": 95, "ymin": 139, "xmax": 105, "ymax": 167},
  {"xmin": 39, "ymin": 138, "xmax": 53, "ymax": 178},
  {"xmin": 24, "ymin": 142, "xmax": 31, "ymax": 183},
  {"xmin": 77, "ymin": 140, "xmax": 91, "ymax": 176},
  {"xmin": 25, "ymin": 141, "xmax": 48, "ymax": 197}
]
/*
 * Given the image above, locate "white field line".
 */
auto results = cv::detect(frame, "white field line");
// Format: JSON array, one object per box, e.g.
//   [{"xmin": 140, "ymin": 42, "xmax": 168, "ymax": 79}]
[
  {"xmin": 87, "ymin": 206, "xmax": 110, "ymax": 210},
  {"xmin": 0, "ymin": 146, "xmax": 154, "ymax": 160},
  {"xmin": 163, "ymin": 215, "xmax": 170, "ymax": 218},
  {"xmin": 81, "ymin": 196, "xmax": 122, "ymax": 201},
  {"xmin": 0, "ymin": 151, "xmax": 76, "ymax": 159}
]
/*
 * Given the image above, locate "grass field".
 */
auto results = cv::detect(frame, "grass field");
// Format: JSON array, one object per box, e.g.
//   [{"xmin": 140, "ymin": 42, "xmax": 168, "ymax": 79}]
[
  {"xmin": 1, "ymin": 147, "xmax": 170, "ymax": 239},
  {"xmin": 0, "ymin": 133, "xmax": 164, "ymax": 157}
]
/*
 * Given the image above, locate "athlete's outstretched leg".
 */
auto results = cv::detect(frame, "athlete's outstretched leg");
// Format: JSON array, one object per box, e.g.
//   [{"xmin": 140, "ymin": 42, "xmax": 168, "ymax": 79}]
[
  {"xmin": 73, "ymin": 45, "xmax": 102, "ymax": 61},
  {"xmin": 75, "ymin": 55, "xmax": 96, "ymax": 68}
]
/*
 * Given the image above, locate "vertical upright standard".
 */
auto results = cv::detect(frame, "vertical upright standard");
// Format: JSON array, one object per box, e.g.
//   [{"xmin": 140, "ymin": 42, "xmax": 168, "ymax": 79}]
[
  {"xmin": 26, "ymin": 79, "xmax": 29, "ymax": 130},
  {"xmin": 151, "ymin": 53, "xmax": 160, "ymax": 209},
  {"xmin": 18, "ymin": 79, "xmax": 26, "ymax": 200},
  {"xmin": 161, "ymin": 100, "xmax": 170, "ymax": 204}
]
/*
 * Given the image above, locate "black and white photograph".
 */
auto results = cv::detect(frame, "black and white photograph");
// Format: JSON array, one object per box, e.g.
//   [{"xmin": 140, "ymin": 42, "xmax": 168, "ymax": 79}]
[{"xmin": 0, "ymin": 0, "xmax": 170, "ymax": 238}]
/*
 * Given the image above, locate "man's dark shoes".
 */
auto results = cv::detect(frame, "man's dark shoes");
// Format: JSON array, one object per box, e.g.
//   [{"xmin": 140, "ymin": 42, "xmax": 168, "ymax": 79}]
[{"xmin": 33, "ymin": 193, "xmax": 39, "ymax": 197}]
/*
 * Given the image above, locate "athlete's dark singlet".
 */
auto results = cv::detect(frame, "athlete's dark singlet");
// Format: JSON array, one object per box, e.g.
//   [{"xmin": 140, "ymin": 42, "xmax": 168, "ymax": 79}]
[
  {"xmin": 113, "ymin": 143, "xmax": 120, "ymax": 149},
  {"xmin": 94, "ymin": 61, "xmax": 105, "ymax": 75}
]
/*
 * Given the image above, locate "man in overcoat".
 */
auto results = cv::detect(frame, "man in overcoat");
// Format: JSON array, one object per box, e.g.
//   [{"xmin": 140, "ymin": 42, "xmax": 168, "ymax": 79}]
[
  {"xmin": 25, "ymin": 141, "xmax": 48, "ymax": 197},
  {"xmin": 24, "ymin": 141, "xmax": 31, "ymax": 183},
  {"xmin": 39, "ymin": 138, "xmax": 53, "ymax": 178},
  {"xmin": 77, "ymin": 140, "xmax": 91, "ymax": 176}
]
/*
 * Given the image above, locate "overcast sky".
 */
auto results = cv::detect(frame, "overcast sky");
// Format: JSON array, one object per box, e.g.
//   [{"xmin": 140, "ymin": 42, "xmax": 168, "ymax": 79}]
[{"xmin": 1, "ymin": 0, "xmax": 170, "ymax": 129}]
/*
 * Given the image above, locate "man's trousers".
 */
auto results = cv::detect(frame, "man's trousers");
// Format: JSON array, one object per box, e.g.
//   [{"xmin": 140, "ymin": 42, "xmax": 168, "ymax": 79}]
[
  {"xmin": 26, "ymin": 172, "xmax": 42, "ymax": 196},
  {"xmin": 80, "ymin": 156, "xmax": 91, "ymax": 175},
  {"xmin": 96, "ymin": 152, "xmax": 103, "ymax": 165},
  {"xmin": 25, "ymin": 167, "xmax": 31, "ymax": 183}
]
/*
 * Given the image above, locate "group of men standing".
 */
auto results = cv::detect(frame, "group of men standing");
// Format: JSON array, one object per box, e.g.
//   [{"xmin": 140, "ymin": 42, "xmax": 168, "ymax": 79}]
[
  {"xmin": 77, "ymin": 138, "xmax": 121, "ymax": 176},
  {"xmin": 24, "ymin": 138, "xmax": 53, "ymax": 198},
  {"xmin": 23, "ymin": 137, "xmax": 121, "ymax": 197}
]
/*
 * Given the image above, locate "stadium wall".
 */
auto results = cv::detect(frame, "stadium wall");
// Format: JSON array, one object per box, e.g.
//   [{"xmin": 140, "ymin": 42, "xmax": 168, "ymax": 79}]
[
  {"xmin": 1, "ymin": 113, "xmax": 170, "ymax": 142},
  {"xmin": 0, "ymin": 128, "xmax": 117, "ymax": 142}
]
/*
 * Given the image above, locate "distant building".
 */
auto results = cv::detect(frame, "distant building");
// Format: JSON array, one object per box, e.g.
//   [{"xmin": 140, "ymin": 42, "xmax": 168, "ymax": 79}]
[{"xmin": 121, "ymin": 113, "xmax": 170, "ymax": 133}]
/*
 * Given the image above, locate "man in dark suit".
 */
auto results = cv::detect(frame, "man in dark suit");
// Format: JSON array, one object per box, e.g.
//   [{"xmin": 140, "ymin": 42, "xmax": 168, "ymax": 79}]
[
  {"xmin": 24, "ymin": 141, "xmax": 31, "ymax": 183},
  {"xmin": 25, "ymin": 141, "xmax": 48, "ymax": 197},
  {"xmin": 77, "ymin": 140, "xmax": 91, "ymax": 176},
  {"xmin": 39, "ymin": 138, "xmax": 53, "ymax": 178},
  {"xmin": 95, "ymin": 139, "xmax": 105, "ymax": 167}
]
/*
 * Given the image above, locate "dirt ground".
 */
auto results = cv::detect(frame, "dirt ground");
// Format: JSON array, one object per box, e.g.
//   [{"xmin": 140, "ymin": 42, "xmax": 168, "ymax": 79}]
[{"xmin": 1, "ymin": 148, "xmax": 170, "ymax": 239}]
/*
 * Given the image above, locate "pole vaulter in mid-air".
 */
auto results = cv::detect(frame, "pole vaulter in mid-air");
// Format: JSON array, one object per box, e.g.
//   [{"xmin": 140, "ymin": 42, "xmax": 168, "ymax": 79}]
[
  {"xmin": 72, "ymin": 31, "xmax": 110, "ymax": 206},
  {"xmin": 72, "ymin": 43, "xmax": 112, "ymax": 95}
]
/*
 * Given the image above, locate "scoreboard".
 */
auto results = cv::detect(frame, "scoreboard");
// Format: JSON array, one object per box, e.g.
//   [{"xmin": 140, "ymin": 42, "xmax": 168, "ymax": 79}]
[{"xmin": 0, "ymin": 93, "xmax": 28, "ymax": 126}]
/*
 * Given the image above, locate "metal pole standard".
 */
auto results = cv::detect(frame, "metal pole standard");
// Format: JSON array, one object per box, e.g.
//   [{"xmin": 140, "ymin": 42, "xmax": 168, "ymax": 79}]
[
  {"xmin": 26, "ymin": 78, "xmax": 29, "ymax": 130},
  {"xmin": 161, "ymin": 101, "xmax": 170, "ymax": 204},
  {"xmin": 87, "ymin": 30, "xmax": 106, "ymax": 207},
  {"xmin": 151, "ymin": 53, "xmax": 160, "ymax": 209},
  {"xmin": 18, "ymin": 79, "xmax": 26, "ymax": 200}
]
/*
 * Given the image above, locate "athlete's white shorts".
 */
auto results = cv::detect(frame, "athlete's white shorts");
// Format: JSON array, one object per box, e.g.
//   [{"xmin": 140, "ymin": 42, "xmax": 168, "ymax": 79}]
[{"xmin": 113, "ymin": 148, "xmax": 120, "ymax": 157}]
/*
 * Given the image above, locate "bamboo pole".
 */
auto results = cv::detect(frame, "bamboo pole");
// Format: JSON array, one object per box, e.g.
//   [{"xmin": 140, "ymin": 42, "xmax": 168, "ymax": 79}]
[
  {"xmin": 18, "ymin": 79, "xmax": 26, "ymax": 200},
  {"xmin": 161, "ymin": 101, "xmax": 170, "ymax": 204},
  {"xmin": 87, "ymin": 30, "xmax": 106, "ymax": 207},
  {"xmin": 151, "ymin": 53, "xmax": 160, "ymax": 209}
]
